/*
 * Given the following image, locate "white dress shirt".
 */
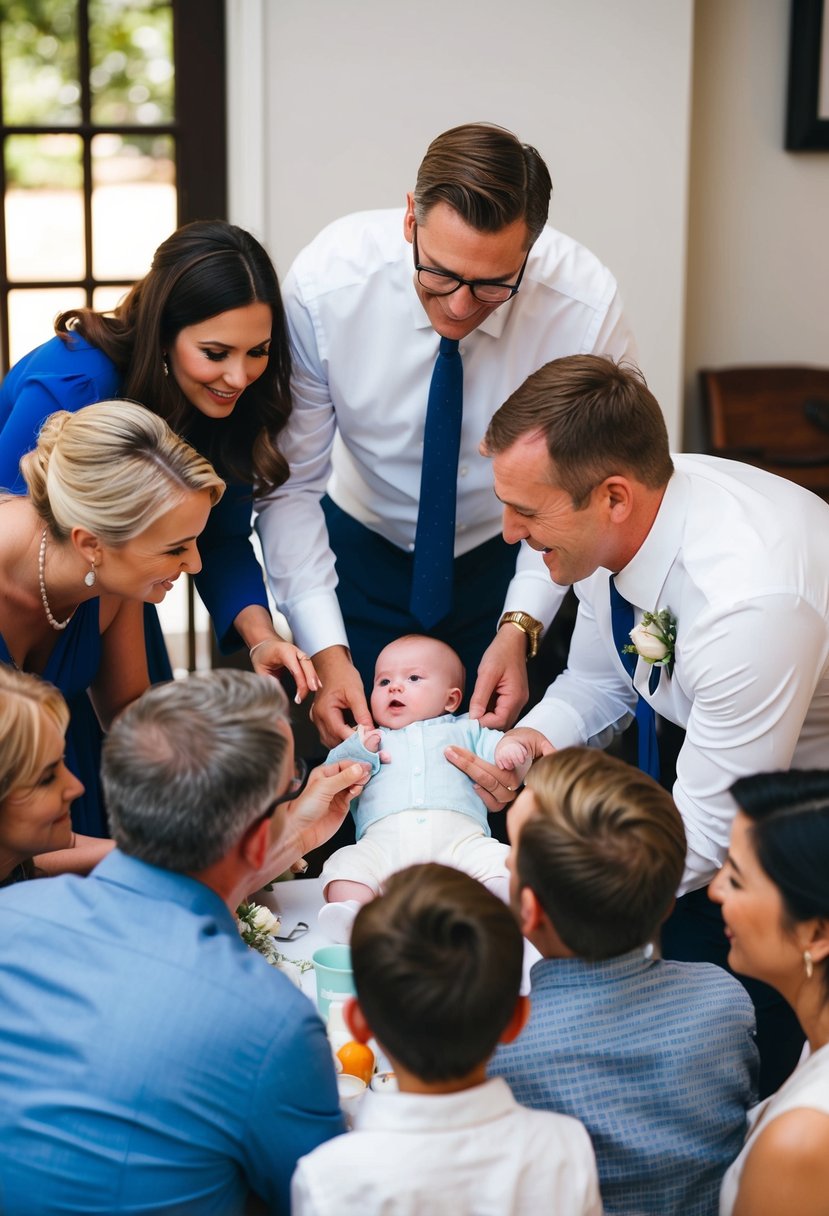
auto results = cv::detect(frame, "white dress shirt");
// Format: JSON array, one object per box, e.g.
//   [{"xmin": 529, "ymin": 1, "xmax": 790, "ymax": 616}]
[
  {"xmin": 256, "ymin": 208, "xmax": 636, "ymax": 656},
  {"xmin": 520, "ymin": 455, "xmax": 829, "ymax": 894},
  {"xmin": 290, "ymin": 1076, "xmax": 602, "ymax": 1216}
]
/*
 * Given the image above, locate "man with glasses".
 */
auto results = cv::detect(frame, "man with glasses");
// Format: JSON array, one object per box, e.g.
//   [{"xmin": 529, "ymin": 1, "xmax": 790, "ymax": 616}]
[
  {"xmin": 0, "ymin": 670, "xmax": 370, "ymax": 1216},
  {"xmin": 256, "ymin": 122, "xmax": 635, "ymax": 750}
]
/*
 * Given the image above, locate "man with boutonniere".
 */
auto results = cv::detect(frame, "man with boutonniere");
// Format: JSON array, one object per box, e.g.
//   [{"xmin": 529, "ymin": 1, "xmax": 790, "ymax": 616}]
[{"xmin": 449, "ymin": 353, "xmax": 829, "ymax": 1102}]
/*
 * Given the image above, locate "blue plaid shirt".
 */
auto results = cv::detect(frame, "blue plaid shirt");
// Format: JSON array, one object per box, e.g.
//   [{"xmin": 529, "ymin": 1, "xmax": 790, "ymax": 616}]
[{"xmin": 490, "ymin": 949, "xmax": 758, "ymax": 1215}]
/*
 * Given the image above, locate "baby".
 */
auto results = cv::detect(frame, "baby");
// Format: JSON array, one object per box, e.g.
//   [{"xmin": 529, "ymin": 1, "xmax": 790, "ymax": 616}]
[{"xmin": 317, "ymin": 634, "xmax": 531, "ymax": 942}]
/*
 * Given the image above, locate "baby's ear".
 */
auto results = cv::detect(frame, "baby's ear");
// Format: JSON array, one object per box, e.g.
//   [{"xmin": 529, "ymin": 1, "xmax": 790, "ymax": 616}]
[{"xmin": 444, "ymin": 686, "xmax": 463, "ymax": 713}]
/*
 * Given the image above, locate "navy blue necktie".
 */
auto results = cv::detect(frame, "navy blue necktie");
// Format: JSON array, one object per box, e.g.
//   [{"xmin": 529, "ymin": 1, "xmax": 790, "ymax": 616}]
[
  {"xmin": 409, "ymin": 337, "xmax": 463, "ymax": 628},
  {"xmin": 609, "ymin": 576, "xmax": 661, "ymax": 781}
]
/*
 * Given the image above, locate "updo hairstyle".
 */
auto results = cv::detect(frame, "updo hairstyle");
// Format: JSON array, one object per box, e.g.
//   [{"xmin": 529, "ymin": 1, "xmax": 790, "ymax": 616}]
[{"xmin": 0, "ymin": 665, "xmax": 69, "ymax": 805}]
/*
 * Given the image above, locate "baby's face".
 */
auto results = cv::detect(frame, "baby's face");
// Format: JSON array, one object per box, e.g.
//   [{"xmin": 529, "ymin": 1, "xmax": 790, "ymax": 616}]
[{"xmin": 370, "ymin": 637, "xmax": 463, "ymax": 729}]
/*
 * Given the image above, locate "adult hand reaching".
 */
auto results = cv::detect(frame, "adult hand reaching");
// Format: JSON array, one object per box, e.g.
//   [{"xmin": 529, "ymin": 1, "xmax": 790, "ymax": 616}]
[
  {"xmin": 309, "ymin": 645, "xmax": 374, "ymax": 747},
  {"xmin": 468, "ymin": 624, "xmax": 530, "ymax": 729},
  {"xmin": 445, "ymin": 728, "xmax": 554, "ymax": 812},
  {"xmin": 249, "ymin": 636, "xmax": 321, "ymax": 704},
  {"xmin": 255, "ymin": 758, "xmax": 372, "ymax": 885}
]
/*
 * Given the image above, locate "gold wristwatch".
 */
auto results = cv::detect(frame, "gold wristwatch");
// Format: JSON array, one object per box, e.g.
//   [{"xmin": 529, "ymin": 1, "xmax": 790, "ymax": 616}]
[{"xmin": 498, "ymin": 611, "xmax": 544, "ymax": 659}]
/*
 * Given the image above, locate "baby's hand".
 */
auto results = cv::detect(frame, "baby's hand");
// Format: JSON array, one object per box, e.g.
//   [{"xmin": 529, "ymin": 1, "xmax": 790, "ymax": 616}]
[
  {"xmin": 355, "ymin": 725, "xmax": 390, "ymax": 764},
  {"xmin": 494, "ymin": 737, "xmax": 531, "ymax": 786}
]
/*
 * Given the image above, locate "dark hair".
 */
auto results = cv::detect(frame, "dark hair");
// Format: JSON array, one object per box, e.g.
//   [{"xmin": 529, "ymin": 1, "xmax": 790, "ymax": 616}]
[
  {"xmin": 413, "ymin": 123, "xmax": 552, "ymax": 247},
  {"xmin": 350, "ymin": 864, "xmax": 523, "ymax": 1081},
  {"xmin": 484, "ymin": 355, "xmax": 674, "ymax": 507},
  {"xmin": 517, "ymin": 749, "xmax": 686, "ymax": 959},
  {"xmin": 732, "ymin": 770, "xmax": 829, "ymax": 994},
  {"xmin": 55, "ymin": 220, "xmax": 291, "ymax": 495}
]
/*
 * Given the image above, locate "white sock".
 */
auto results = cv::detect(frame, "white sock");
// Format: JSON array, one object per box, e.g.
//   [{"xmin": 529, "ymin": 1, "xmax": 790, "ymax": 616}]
[{"xmin": 318, "ymin": 899, "xmax": 362, "ymax": 944}]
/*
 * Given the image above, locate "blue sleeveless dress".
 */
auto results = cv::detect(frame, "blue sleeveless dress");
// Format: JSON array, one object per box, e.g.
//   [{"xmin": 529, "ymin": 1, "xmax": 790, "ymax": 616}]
[{"xmin": 0, "ymin": 600, "xmax": 107, "ymax": 837}]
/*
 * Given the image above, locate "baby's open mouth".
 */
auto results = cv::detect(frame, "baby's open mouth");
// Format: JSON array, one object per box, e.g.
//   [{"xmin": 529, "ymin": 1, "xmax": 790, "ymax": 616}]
[{"xmin": 389, "ymin": 699, "xmax": 405, "ymax": 708}]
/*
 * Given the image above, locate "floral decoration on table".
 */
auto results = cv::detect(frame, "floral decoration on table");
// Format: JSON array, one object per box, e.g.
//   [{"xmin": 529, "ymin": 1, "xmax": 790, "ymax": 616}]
[
  {"xmin": 236, "ymin": 901, "xmax": 312, "ymax": 981},
  {"xmin": 624, "ymin": 609, "xmax": 677, "ymax": 672}
]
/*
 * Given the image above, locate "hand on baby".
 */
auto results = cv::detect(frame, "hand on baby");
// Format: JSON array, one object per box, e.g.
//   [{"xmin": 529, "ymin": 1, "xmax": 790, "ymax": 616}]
[
  {"xmin": 355, "ymin": 724, "xmax": 391, "ymax": 764},
  {"xmin": 493, "ymin": 736, "xmax": 532, "ymax": 788}
]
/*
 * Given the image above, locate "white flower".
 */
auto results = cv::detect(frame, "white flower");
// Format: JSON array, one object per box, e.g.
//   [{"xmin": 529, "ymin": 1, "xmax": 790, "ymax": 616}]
[
  {"xmin": 629, "ymin": 621, "xmax": 670, "ymax": 662},
  {"xmin": 251, "ymin": 905, "xmax": 280, "ymax": 935}
]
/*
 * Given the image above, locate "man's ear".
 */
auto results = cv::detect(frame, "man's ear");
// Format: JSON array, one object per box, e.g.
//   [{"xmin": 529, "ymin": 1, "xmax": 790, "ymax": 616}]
[
  {"xmin": 403, "ymin": 193, "xmax": 416, "ymax": 243},
  {"xmin": 603, "ymin": 475, "xmax": 634, "ymax": 523},
  {"xmin": 344, "ymin": 997, "xmax": 373, "ymax": 1044},
  {"xmin": 444, "ymin": 686, "xmax": 463, "ymax": 713},
  {"xmin": 239, "ymin": 815, "xmax": 270, "ymax": 873},
  {"xmin": 499, "ymin": 995, "xmax": 530, "ymax": 1045}
]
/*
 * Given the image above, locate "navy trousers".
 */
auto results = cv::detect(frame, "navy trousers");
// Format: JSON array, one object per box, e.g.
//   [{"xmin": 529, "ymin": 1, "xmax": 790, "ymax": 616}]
[
  {"xmin": 662, "ymin": 885, "xmax": 805, "ymax": 1100},
  {"xmin": 323, "ymin": 497, "xmax": 518, "ymax": 701}
]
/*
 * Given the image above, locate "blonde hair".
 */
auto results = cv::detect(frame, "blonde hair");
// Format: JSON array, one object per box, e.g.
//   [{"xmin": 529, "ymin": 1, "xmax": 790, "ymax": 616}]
[
  {"xmin": 20, "ymin": 400, "xmax": 225, "ymax": 544},
  {"xmin": 0, "ymin": 665, "xmax": 70, "ymax": 805},
  {"xmin": 518, "ymin": 748, "xmax": 686, "ymax": 958}
]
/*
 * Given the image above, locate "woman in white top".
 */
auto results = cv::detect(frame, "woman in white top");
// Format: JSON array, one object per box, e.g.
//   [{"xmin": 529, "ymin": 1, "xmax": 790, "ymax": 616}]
[{"xmin": 713, "ymin": 770, "xmax": 829, "ymax": 1216}]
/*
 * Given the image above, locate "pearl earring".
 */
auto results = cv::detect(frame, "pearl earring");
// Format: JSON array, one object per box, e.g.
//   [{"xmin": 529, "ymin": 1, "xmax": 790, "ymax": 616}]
[
  {"xmin": 84, "ymin": 563, "xmax": 97, "ymax": 588},
  {"xmin": 804, "ymin": 950, "xmax": 814, "ymax": 980},
  {"xmin": 162, "ymin": 353, "xmax": 169, "ymax": 378}
]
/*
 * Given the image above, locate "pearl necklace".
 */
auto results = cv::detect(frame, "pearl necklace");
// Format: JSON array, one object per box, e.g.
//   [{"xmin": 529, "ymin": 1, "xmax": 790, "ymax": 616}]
[{"xmin": 38, "ymin": 529, "xmax": 76, "ymax": 631}]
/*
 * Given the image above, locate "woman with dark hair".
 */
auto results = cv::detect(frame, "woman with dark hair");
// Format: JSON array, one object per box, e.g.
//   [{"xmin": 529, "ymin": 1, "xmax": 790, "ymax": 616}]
[
  {"xmin": 712, "ymin": 770, "xmax": 829, "ymax": 1216},
  {"xmin": 0, "ymin": 220, "xmax": 318, "ymax": 695}
]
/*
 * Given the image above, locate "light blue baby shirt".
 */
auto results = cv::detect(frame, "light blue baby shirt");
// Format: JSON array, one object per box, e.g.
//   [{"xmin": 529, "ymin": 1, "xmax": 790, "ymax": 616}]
[{"xmin": 327, "ymin": 714, "xmax": 503, "ymax": 839}]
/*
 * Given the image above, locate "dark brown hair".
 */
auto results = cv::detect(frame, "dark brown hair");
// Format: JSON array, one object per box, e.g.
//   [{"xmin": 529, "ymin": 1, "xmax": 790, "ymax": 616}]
[
  {"xmin": 55, "ymin": 220, "xmax": 291, "ymax": 495},
  {"xmin": 484, "ymin": 354, "xmax": 674, "ymax": 506},
  {"xmin": 517, "ymin": 748, "xmax": 686, "ymax": 959},
  {"xmin": 413, "ymin": 122, "xmax": 552, "ymax": 247},
  {"xmin": 351, "ymin": 864, "xmax": 523, "ymax": 1081}
]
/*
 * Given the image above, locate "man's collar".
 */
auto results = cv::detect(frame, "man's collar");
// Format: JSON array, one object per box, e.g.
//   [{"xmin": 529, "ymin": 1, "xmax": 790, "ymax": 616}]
[{"xmin": 93, "ymin": 849, "xmax": 236, "ymax": 929}]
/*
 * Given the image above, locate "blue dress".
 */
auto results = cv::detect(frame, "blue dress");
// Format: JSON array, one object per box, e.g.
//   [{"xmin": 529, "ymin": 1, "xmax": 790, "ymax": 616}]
[{"xmin": 0, "ymin": 602, "xmax": 105, "ymax": 836}]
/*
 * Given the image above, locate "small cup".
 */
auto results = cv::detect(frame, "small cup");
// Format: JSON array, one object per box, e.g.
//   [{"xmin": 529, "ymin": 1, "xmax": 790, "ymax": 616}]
[{"xmin": 311, "ymin": 945, "xmax": 356, "ymax": 1021}]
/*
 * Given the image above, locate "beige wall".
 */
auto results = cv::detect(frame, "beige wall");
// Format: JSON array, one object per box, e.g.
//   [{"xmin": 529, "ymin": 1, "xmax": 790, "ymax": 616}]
[
  {"xmin": 684, "ymin": 0, "xmax": 829, "ymax": 448},
  {"xmin": 228, "ymin": 0, "xmax": 694, "ymax": 443}
]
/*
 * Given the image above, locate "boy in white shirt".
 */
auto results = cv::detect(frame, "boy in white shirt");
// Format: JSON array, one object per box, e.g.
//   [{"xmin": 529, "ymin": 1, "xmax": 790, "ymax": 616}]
[{"xmin": 292, "ymin": 862, "xmax": 602, "ymax": 1216}]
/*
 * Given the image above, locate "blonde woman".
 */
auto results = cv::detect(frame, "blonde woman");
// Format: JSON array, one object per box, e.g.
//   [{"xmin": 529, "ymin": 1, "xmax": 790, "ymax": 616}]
[
  {"xmin": 0, "ymin": 665, "xmax": 110, "ymax": 884},
  {"xmin": 0, "ymin": 399, "xmax": 224, "ymax": 836}
]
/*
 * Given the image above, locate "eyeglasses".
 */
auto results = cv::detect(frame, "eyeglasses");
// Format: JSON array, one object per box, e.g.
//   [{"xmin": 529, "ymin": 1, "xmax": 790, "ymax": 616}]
[
  {"xmin": 413, "ymin": 227, "xmax": 528, "ymax": 304},
  {"xmin": 260, "ymin": 757, "xmax": 309, "ymax": 820}
]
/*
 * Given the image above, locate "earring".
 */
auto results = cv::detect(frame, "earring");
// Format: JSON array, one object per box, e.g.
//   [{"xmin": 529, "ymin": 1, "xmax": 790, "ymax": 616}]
[
  {"xmin": 84, "ymin": 561, "xmax": 97, "ymax": 588},
  {"xmin": 804, "ymin": 950, "xmax": 814, "ymax": 980},
  {"xmin": 162, "ymin": 353, "xmax": 169, "ymax": 378}
]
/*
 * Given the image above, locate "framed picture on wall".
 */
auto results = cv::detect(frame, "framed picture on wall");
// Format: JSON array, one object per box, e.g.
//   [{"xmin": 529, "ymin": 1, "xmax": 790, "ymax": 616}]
[{"xmin": 786, "ymin": 0, "xmax": 829, "ymax": 148}]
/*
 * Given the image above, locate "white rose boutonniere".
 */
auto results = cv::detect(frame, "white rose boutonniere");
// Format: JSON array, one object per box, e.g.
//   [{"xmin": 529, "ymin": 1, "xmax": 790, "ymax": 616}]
[{"xmin": 624, "ymin": 609, "xmax": 677, "ymax": 673}]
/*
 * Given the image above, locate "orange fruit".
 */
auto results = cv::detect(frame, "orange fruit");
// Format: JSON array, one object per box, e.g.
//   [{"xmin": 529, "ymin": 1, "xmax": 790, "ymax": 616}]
[{"xmin": 336, "ymin": 1040, "xmax": 375, "ymax": 1085}]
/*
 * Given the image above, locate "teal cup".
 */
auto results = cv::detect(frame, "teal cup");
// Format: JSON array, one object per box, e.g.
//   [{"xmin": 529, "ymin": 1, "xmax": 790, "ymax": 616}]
[{"xmin": 311, "ymin": 945, "xmax": 356, "ymax": 1021}]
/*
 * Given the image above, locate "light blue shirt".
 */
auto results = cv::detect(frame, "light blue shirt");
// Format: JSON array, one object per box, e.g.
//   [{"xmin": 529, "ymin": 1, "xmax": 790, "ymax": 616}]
[
  {"xmin": 490, "ymin": 949, "xmax": 758, "ymax": 1215},
  {"xmin": 0, "ymin": 850, "xmax": 344, "ymax": 1215},
  {"xmin": 327, "ymin": 714, "xmax": 502, "ymax": 839}
]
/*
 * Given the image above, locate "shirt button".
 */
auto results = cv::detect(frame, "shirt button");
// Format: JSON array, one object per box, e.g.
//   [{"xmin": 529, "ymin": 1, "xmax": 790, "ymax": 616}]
[
  {"xmin": 459, "ymin": 465, "xmax": 468, "ymax": 477},
  {"xmin": 408, "ymin": 542, "xmax": 415, "ymax": 552},
  {"xmin": 413, "ymin": 767, "xmax": 422, "ymax": 775},
  {"xmin": 457, "ymin": 523, "xmax": 467, "ymax": 533}
]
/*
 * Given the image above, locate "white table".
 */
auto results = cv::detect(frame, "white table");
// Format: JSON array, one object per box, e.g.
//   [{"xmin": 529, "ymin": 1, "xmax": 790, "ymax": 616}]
[{"xmin": 256, "ymin": 876, "xmax": 329, "ymax": 1003}]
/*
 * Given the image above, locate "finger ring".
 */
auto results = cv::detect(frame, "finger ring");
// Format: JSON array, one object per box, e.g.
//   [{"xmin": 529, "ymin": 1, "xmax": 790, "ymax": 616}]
[
  {"xmin": 505, "ymin": 785, "xmax": 515, "ymax": 793},
  {"xmin": 297, "ymin": 654, "xmax": 308, "ymax": 661}
]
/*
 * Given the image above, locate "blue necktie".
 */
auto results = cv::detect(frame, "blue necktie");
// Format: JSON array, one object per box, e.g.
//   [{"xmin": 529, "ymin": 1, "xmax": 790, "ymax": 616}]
[
  {"xmin": 609, "ymin": 577, "xmax": 661, "ymax": 781},
  {"xmin": 409, "ymin": 337, "xmax": 463, "ymax": 628}
]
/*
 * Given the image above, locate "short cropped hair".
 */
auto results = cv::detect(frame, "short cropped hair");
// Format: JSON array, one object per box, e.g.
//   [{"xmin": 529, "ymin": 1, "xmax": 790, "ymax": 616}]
[
  {"xmin": 732, "ymin": 770, "xmax": 829, "ymax": 997},
  {"xmin": 484, "ymin": 355, "xmax": 674, "ymax": 507},
  {"xmin": 517, "ymin": 748, "xmax": 686, "ymax": 959},
  {"xmin": 102, "ymin": 670, "xmax": 290, "ymax": 872},
  {"xmin": 0, "ymin": 665, "xmax": 70, "ymax": 805},
  {"xmin": 21, "ymin": 399, "xmax": 224, "ymax": 544},
  {"xmin": 350, "ymin": 864, "xmax": 523, "ymax": 1081},
  {"xmin": 413, "ymin": 122, "xmax": 552, "ymax": 246}
]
